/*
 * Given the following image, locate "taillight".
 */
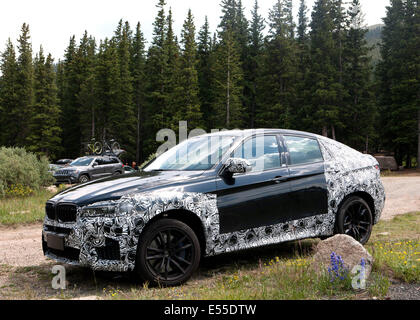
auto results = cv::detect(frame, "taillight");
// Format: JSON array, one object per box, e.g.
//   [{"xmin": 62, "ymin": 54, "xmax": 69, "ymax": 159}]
[{"xmin": 374, "ymin": 165, "xmax": 380, "ymax": 171}]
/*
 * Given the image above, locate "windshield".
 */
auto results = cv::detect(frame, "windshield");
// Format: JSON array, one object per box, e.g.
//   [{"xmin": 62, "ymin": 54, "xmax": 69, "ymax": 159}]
[
  {"xmin": 70, "ymin": 157, "xmax": 94, "ymax": 167},
  {"xmin": 145, "ymin": 135, "xmax": 237, "ymax": 171}
]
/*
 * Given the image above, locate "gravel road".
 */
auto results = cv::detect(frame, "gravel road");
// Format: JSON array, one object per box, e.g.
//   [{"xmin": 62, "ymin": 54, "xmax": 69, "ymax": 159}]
[{"xmin": 0, "ymin": 176, "xmax": 419, "ymax": 268}]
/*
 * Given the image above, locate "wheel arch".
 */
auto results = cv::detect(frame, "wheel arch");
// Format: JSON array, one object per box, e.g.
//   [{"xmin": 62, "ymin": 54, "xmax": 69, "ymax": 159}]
[
  {"xmin": 143, "ymin": 209, "xmax": 207, "ymax": 256},
  {"xmin": 337, "ymin": 191, "xmax": 376, "ymax": 223}
]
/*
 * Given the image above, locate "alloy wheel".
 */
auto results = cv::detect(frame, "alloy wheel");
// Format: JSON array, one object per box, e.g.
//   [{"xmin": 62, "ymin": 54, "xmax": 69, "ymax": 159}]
[
  {"xmin": 342, "ymin": 201, "xmax": 372, "ymax": 243},
  {"xmin": 145, "ymin": 228, "xmax": 195, "ymax": 282}
]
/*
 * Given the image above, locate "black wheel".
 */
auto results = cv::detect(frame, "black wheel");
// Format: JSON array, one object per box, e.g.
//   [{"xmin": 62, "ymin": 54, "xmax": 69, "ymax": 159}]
[
  {"xmin": 79, "ymin": 175, "xmax": 90, "ymax": 184},
  {"xmin": 336, "ymin": 196, "xmax": 373, "ymax": 245},
  {"xmin": 136, "ymin": 219, "xmax": 201, "ymax": 287}
]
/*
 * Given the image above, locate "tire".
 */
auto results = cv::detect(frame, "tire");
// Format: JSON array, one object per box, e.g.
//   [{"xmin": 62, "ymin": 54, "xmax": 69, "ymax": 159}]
[
  {"xmin": 336, "ymin": 196, "xmax": 373, "ymax": 245},
  {"xmin": 136, "ymin": 219, "xmax": 201, "ymax": 287},
  {"xmin": 79, "ymin": 175, "xmax": 90, "ymax": 184},
  {"xmin": 94, "ymin": 142, "xmax": 103, "ymax": 155},
  {"xmin": 111, "ymin": 142, "xmax": 120, "ymax": 154}
]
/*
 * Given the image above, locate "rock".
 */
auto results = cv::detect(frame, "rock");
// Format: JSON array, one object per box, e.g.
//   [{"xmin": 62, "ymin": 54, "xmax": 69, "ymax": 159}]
[
  {"xmin": 312, "ymin": 234, "xmax": 373, "ymax": 279},
  {"xmin": 46, "ymin": 185, "xmax": 58, "ymax": 193},
  {"xmin": 375, "ymin": 156, "xmax": 398, "ymax": 171}
]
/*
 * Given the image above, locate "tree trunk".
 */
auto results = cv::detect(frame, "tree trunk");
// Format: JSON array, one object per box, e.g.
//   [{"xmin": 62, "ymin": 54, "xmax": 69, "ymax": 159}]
[
  {"xmin": 136, "ymin": 104, "xmax": 141, "ymax": 163},
  {"xmin": 91, "ymin": 107, "xmax": 95, "ymax": 139},
  {"xmin": 331, "ymin": 125, "xmax": 336, "ymax": 141},
  {"xmin": 365, "ymin": 135, "xmax": 369, "ymax": 154},
  {"xmin": 227, "ymin": 51, "xmax": 231, "ymax": 128},
  {"xmin": 322, "ymin": 126, "xmax": 328, "ymax": 137},
  {"xmin": 418, "ymin": 102, "xmax": 420, "ymax": 169}
]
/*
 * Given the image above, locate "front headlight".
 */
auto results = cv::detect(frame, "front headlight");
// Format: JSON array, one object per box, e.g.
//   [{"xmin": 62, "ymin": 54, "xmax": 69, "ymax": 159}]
[{"xmin": 81, "ymin": 199, "xmax": 134, "ymax": 218}]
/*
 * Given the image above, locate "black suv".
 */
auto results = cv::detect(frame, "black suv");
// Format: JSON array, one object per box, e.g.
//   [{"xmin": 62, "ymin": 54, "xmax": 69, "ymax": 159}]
[
  {"xmin": 44, "ymin": 129, "xmax": 385, "ymax": 286},
  {"xmin": 53, "ymin": 155, "xmax": 124, "ymax": 185}
]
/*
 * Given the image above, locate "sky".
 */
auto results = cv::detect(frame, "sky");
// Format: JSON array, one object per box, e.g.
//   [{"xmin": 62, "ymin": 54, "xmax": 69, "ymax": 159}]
[{"xmin": 0, "ymin": 0, "xmax": 390, "ymax": 61}]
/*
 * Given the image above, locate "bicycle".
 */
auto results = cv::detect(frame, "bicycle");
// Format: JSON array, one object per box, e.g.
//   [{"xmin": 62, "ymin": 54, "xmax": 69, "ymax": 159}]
[
  {"xmin": 86, "ymin": 138, "xmax": 103, "ymax": 155},
  {"xmin": 102, "ymin": 139, "xmax": 121, "ymax": 155},
  {"xmin": 85, "ymin": 138, "xmax": 121, "ymax": 155}
]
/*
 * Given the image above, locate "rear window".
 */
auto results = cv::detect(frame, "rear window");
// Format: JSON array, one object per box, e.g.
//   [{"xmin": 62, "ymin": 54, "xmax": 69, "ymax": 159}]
[{"xmin": 283, "ymin": 136, "xmax": 323, "ymax": 165}]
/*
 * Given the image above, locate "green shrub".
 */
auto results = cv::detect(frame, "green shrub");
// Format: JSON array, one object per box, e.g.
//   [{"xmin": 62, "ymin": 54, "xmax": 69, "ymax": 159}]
[{"xmin": 0, "ymin": 147, "xmax": 54, "ymax": 197}]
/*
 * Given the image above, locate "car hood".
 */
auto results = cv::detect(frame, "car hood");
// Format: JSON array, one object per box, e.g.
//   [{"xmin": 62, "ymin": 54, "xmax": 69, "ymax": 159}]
[{"xmin": 49, "ymin": 170, "xmax": 206, "ymax": 206}]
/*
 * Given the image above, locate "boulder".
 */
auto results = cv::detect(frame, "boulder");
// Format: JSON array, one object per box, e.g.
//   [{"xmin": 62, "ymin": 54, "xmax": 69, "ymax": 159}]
[
  {"xmin": 46, "ymin": 185, "xmax": 58, "ymax": 193},
  {"xmin": 312, "ymin": 234, "xmax": 373, "ymax": 279},
  {"xmin": 375, "ymin": 156, "xmax": 398, "ymax": 171}
]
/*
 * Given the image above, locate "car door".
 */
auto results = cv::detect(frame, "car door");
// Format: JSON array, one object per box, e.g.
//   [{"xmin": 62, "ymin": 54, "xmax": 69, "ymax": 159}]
[
  {"xmin": 281, "ymin": 135, "xmax": 328, "ymax": 221},
  {"xmin": 91, "ymin": 157, "xmax": 106, "ymax": 179},
  {"xmin": 216, "ymin": 134, "xmax": 292, "ymax": 234},
  {"xmin": 101, "ymin": 157, "xmax": 115, "ymax": 177}
]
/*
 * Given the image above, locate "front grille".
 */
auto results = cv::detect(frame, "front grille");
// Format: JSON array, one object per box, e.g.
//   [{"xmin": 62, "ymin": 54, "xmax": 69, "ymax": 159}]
[
  {"xmin": 46, "ymin": 203, "xmax": 77, "ymax": 223},
  {"xmin": 96, "ymin": 238, "xmax": 121, "ymax": 261},
  {"xmin": 47, "ymin": 246, "xmax": 80, "ymax": 262},
  {"xmin": 46, "ymin": 203, "xmax": 55, "ymax": 220},
  {"xmin": 57, "ymin": 204, "xmax": 77, "ymax": 222},
  {"xmin": 55, "ymin": 170, "xmax": 70, "ymax": 176}
]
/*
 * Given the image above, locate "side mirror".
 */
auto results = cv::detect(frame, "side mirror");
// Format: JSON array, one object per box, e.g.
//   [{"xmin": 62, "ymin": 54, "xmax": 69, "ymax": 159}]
[
  {"xmin": 92, "ymin": 162, "xmax": 98, "ymax": 167},
  {"xmin": 222, "ymin": 158, "xmax": 252, "ymax": 176}
]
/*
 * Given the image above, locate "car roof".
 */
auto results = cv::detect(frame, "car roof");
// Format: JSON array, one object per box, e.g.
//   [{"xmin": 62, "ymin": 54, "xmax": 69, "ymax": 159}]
[{"xmin": 199, "ymin": 129, "xmax": 319, "ymax": 139}]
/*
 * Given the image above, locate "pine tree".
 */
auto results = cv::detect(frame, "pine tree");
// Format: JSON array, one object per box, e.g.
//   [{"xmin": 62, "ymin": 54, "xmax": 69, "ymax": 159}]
[
  {"xmin": 15, "ymin": 23, "xmax": 34, "ymax": 147},
  {"xmin": 296, "ymin": 0, "xmax": 311, "ymax": 130},
  {"xmin": 95, "ymin": 39, "xmax": 120, "ymax": 148},
  {"xmin": 112, "ymin": 21, "xmax": 136, "ymax": 158},
  {"xmin": 176, "ymin": 10, "xmax": 202, "ymax": 130},
  {"xmin": 131, "ymin": 22, "xmax": 147, "ymax": 163},
  {"xmin": 145, "ymin": 0, "xmax": 169, "ymax": 156},
  {"xmin": 60, "ymin": 36, "xmax": 81, "ymax": 158},
  {"xmin": 212, "ymin": 30, "xmax": 244, "ymax": 129},
  {"xmin": 248, "ymin": 0, "xmax": 265, "ymax": 128},
  {"xmin": 26, "ymin": 47, "xmax": 62, "ymax": 158},
  {"xmin": 256, "ymin": 0, "xmax": 298, "ymax": 129},
  {"xmin": 219, "ymin": 0, "xmax": 237, "ymax": 33},
  {"xmin": 330, "ymin": 0, "xmax": 348, "ymax": 140},
  {"xmin": 197, "ymin": 17, "xmax": 214, "ymax": 130},
  {"xmin": 306, "ymin": 0, "xmax": 341, "ymax": 137},
  {"xmin": 0, "ymin": 39, "xmax": 19, "ymax": 146},
  {"xmin": 377, "ymin": 0, "xmax": 415, "ymax": 165},
  {"xmin": 76, "ymin": 32, "xmax": 97, "ymax": 144},
  {"xmin": 342, "ymin": 0, "xmax": 375, "ymax": 151},
  {"xmin": 297, "ymin": 0, "xmax": 309, "ymax": 43},
  {"xmin": 164, "ymin": 8, "xmax": 182, "ymax": 132}
]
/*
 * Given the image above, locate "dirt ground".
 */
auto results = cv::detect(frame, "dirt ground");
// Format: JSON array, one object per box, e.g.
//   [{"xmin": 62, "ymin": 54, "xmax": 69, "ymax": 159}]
[{"xmin": 0, "ymin": 176, "xmax": 419, "ymax": 269}]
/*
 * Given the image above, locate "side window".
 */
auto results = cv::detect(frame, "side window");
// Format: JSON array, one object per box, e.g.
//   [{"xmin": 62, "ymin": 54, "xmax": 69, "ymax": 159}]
[
  {"xmin": 283, "ymin": 136, "xmax": 323, "ymax": 166},
  {"xmin": 95, "ymin": 158, "xmax": 105, "ymax": 166},
  {"xmin": 233, "ymin": 135, "xmax": 281, "ymax": 172},
  {"xmin": 102, "ymin": 157, "xmax": 113, "ymax": 165}
]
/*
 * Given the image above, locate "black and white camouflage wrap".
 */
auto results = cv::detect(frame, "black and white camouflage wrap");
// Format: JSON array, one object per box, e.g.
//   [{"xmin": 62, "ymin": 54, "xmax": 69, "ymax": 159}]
[
  {"xmin": 43, "ymin": 137, "xmax": 385, "ymax": 272},
  {"xmin": 317, "ymin": 136, "xmax": 385, "ymax": 225},
  {"xmin": 224, "ymin": 158, "xmax": 252, "ymax": 174}
]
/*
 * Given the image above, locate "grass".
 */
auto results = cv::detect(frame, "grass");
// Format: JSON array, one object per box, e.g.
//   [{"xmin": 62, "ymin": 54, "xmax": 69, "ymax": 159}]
[
  {"xmin": 0, "ymin": 188, "xmax": 62, "ymax": 225},
  {"xmin": 366, "ymin": 212, "xmax": 420, "ymax": 283},
  {"xmin": 0, "ymin": 210, "xmax": 418, "ymax": 300}
]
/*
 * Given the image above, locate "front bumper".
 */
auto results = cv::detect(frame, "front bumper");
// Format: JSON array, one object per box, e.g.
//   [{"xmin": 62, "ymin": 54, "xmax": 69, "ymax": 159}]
[
  {"xmin": 42, "ymin": 214, "xmax": 140, "ymax": 272},
  {"xmin": 53, "ymin": 175, "xmax": 78, "ymax": 184}
]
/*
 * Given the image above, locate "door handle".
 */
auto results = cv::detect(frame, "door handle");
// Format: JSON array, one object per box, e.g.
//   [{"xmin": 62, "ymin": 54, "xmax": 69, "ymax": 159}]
[{"xmin": 272, "ymin": 176, "xmax": 288, "ymax": 183}]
